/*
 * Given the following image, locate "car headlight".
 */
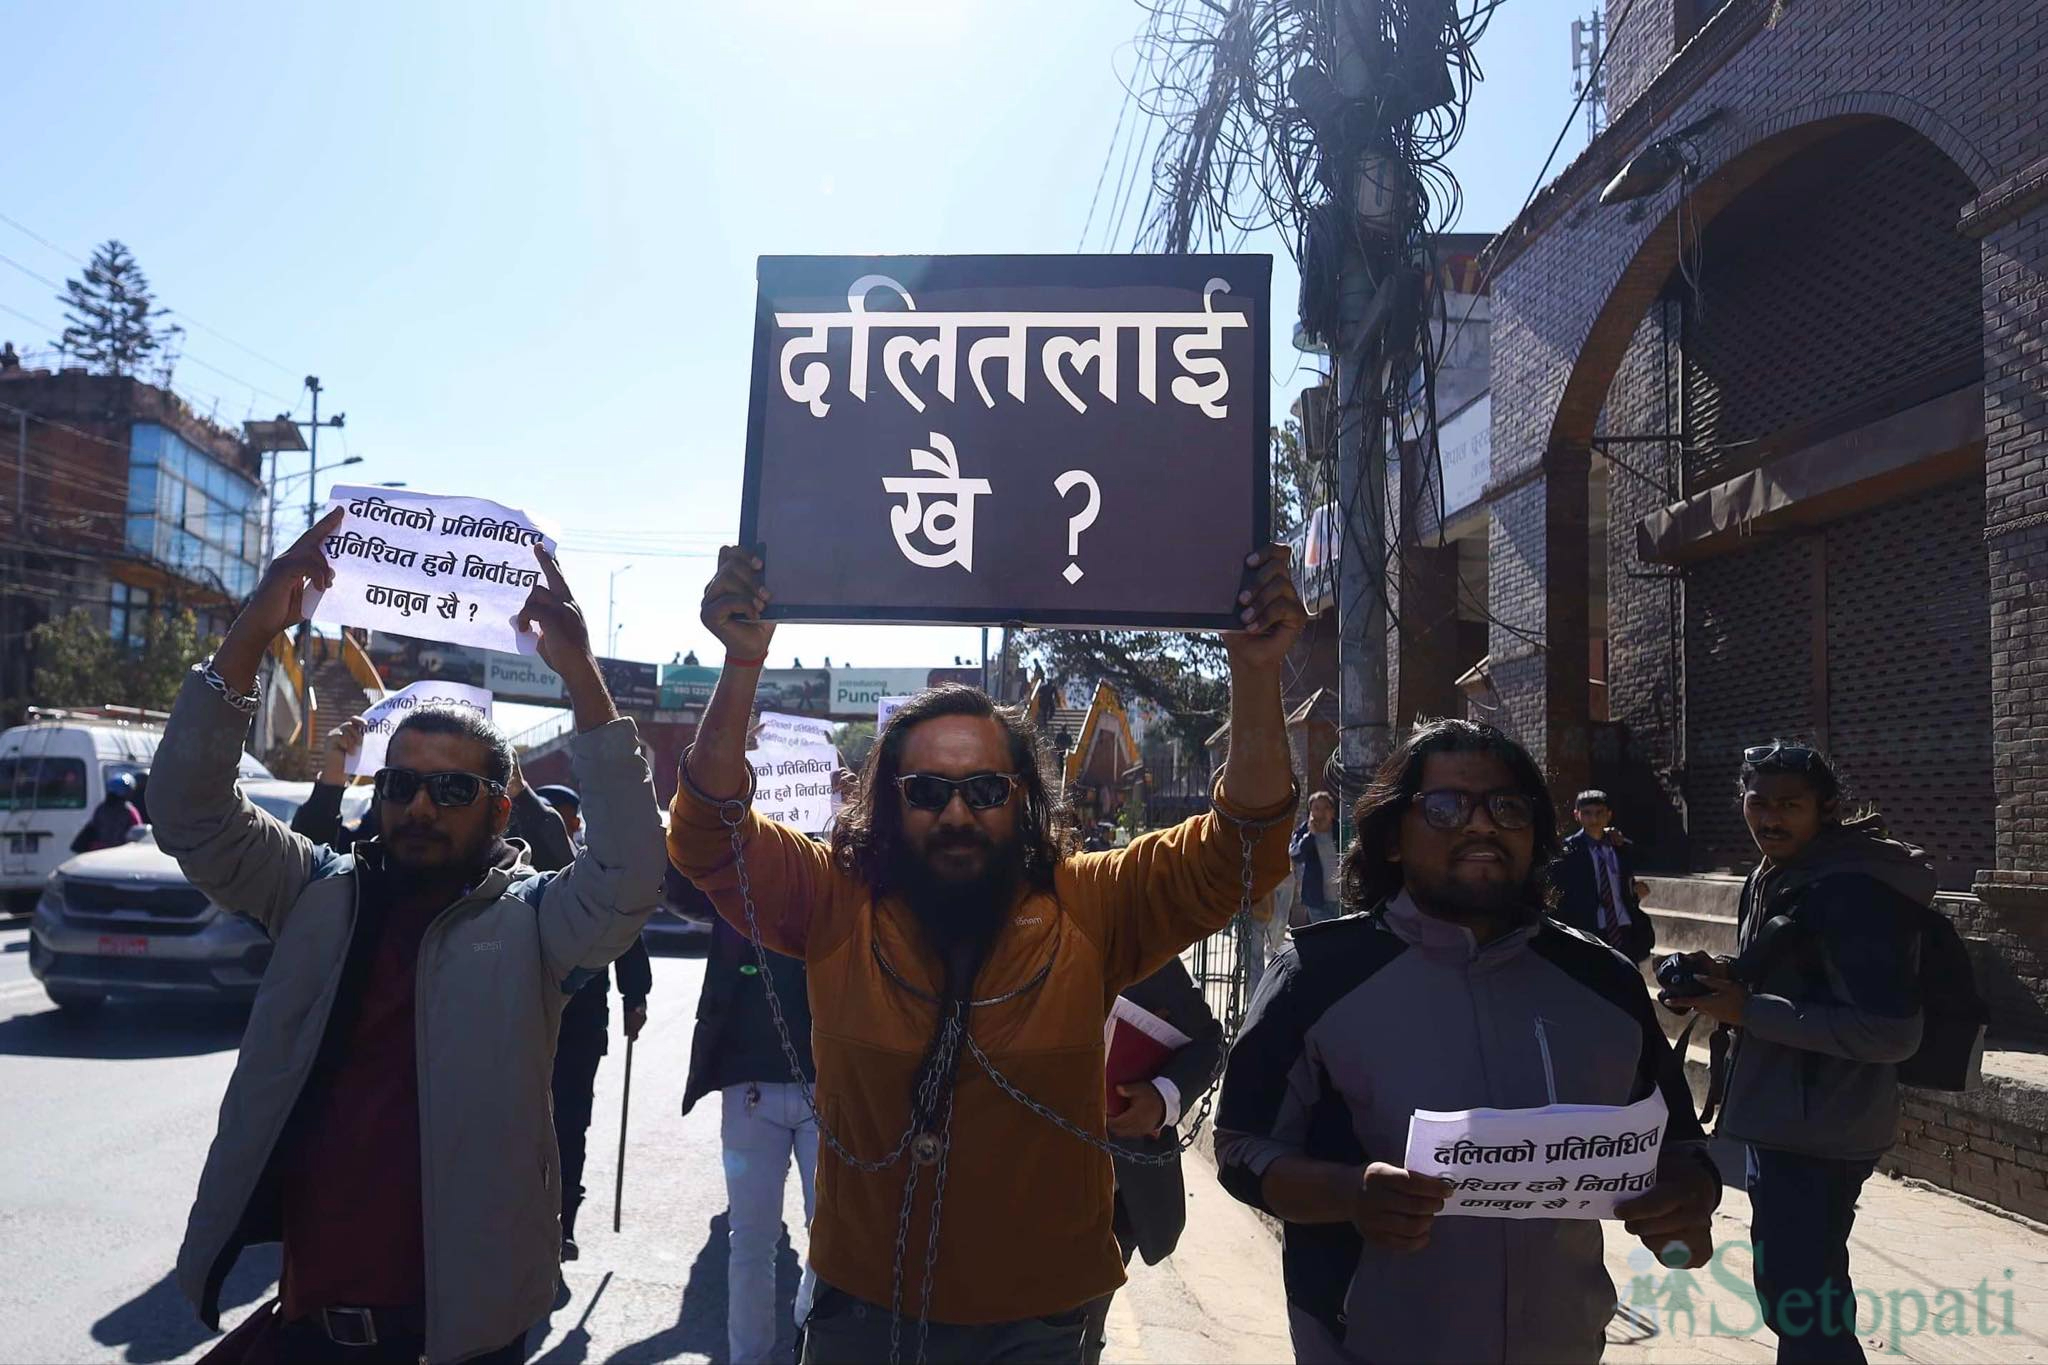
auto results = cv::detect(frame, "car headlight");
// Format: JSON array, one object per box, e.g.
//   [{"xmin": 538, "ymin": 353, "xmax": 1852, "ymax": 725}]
[{"xmin": 36, "ymin": 878, "xmax": 65, "ymax": 915}]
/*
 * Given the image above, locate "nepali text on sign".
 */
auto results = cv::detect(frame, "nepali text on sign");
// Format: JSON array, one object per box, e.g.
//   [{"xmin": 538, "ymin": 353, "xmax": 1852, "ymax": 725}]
[
  {"xmin": 743, "ymin": 256, "xmax": 1271, "ymax": 630},
  {"xmin": 304, "ymin": 485, "xmax": 557, "ymax": 654},
  {"xmin": 1402, "ymin": 1090, "xmax": 1667, "ymax": 1221}
]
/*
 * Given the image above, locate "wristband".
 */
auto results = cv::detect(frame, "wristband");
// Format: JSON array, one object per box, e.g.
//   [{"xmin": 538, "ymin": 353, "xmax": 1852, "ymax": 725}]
[{"xmin": 725, "ymin": 655, "xmax": 767, "ymax": 669}]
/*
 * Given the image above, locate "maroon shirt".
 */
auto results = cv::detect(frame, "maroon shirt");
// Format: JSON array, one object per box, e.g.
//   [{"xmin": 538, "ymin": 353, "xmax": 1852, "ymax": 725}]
[{"xmin": 278, "ymin": 882, "xmax": 445, "ymax": 1317}]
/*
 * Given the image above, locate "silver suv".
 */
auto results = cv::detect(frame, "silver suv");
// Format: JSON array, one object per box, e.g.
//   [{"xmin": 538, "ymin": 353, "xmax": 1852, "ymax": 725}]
[{"xmin": 28, "ymin": 780, "xmax": 371, "ymax": 1013}]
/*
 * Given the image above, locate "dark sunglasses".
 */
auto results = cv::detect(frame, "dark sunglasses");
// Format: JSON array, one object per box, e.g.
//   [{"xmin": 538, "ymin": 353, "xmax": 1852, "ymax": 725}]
[
  {"xmin": 1743, "ymin": 742, "xmax": 1819, "ymax": 768},
  {"xmin": 896, "ymin": 772, "xmax": 1019, "ymax": 812},
  {"xmin": 1413, "ymin": 788, "xmax": 1537, "ymax": 832},
  {"xmin": 373, "ymin": 767, "xmax": 505, "ymax": 809}
]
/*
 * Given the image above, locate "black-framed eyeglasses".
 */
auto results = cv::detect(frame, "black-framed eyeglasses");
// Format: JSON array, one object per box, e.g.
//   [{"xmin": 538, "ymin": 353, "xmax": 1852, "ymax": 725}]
[
  {"xmin": 896, "ymin": 772, "xmax": 1019, "ymax": 812},
  {"xmin": 1412, "ymin": 788, "xmax": 1537, "ymax": 832},
  {"xmin": 1743, "ymin": 742, "xmax": 1819, "ymax": 769},
  {"xmin": 373, "ymin": 767, "xmax": 505, "ymax": 809}
]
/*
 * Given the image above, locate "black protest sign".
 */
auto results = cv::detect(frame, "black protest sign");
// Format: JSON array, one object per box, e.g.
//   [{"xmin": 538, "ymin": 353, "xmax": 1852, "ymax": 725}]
[{"xmin": 741, "ymin": 255, "xmax": 1271, "ymax": 630}]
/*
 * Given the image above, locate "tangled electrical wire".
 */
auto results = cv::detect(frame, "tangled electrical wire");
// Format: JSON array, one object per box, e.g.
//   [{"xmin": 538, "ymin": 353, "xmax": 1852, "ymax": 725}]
[{"xmin": 1094, "ymin": 0, "xmax": 1504, "ymax": 800}]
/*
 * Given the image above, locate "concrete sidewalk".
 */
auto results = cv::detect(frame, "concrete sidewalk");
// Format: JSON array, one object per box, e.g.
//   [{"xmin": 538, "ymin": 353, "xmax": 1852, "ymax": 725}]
[
  {"xmin": 1148, "ymin": 1148, "xmax": 2048, "ymax": 1364},
  {"xmin": 1602, "ymin": 1168, "xmax": 2048, "ymax": 1363}
]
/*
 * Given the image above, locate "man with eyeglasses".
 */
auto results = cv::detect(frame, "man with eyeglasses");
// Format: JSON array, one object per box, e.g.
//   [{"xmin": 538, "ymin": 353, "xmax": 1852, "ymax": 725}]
[
  {"xmin": 149, "ymin": 509, "xmax": 667, "ymax": 1365},
  {"xmin": 1215, "ymin": 718, "xmax": 1720, "ymax": 1364},
  {"xmin": 666, "ymin": 544, "xmax": 1303, "ymax": 1362}
]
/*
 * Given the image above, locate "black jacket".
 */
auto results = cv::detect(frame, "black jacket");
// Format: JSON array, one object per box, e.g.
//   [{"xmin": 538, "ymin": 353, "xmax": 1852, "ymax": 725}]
[
  {"xmin": 1551, "ymin": 829, "xmax": 1655, "ymax": 964},
  {"xmin": 680, "ymin": 873, "xmax": 816, "ymax": 1116},
  {"xmin": 1289, "ymin": 821, "xmax": 1335, "ymax": 912},
  {"xmin": 1112, "ymin": 957, "xmax": 1224, "ymax": 1266}
]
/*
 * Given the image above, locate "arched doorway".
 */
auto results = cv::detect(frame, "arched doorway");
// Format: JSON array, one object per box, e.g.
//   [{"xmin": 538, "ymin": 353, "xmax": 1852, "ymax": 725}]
[{"xmin": 1573, "ymin": 117, "xmax": 1989, "ymax": 886}]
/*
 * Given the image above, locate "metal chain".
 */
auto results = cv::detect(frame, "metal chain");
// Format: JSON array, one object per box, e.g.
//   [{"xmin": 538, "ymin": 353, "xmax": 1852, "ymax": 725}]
[{"xmin": 714, "ymin": 790, "xmax": 1288, "ymax": 1361}]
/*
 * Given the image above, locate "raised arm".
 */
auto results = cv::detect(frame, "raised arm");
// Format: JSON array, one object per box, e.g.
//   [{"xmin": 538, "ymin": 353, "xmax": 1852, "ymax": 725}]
[
  {"xmin": 1072, "ymin": 545, "xmax": 1305, "ymax": 986},
  {"xmin": 153, "ymin": 511, "xmax": 347, "ymax": 933},
  {"xmin": 513, "ymin": 546, "xmax": 666, "ymax": 983},
  {"xmin": 664, "ymin": 545, "xmax": 843, "ymax": 960}
]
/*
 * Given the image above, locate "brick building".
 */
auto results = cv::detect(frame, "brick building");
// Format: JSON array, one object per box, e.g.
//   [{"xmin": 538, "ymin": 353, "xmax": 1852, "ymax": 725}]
[
  {"xmin": 1480, "ymin": 0, "xmax": 2048, "ymax": 1212},
  {"xmin": 0, "ymin": 366, "xmax": 265, "ymax": 712}
]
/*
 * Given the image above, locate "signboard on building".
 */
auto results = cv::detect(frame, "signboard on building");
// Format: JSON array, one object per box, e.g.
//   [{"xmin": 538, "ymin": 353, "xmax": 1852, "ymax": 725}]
[
  {"xmin": 743, "ymin": 254, "xmax": 1271, "ymax": 629},
  {"xmin": 1438, "ymin": 393, "xmax": 1491, "ymax": 522},
  {"xmin": 366, "ymin": 633, "xmax": 658, "ymax": 710}
]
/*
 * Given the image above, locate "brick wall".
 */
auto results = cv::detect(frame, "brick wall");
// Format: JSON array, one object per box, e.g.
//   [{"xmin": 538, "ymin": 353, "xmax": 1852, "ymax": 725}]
[
  {"xmin": 1601, "ymin": 0, "xmax": 1676, "ymax": 120},
  {"xmin": 1887, "ymin": 1083, "xmax": 2048, "ymax": 1225},
  {"xmin": 1488, "ymin": 0, "xmax": 2044, "ymax": 886}
]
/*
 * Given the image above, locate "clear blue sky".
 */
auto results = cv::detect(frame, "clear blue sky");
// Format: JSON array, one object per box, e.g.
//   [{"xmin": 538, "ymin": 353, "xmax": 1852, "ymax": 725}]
[{"xmin": 3, "ymin": 0, "xmax": 1581, "ymax": 713}]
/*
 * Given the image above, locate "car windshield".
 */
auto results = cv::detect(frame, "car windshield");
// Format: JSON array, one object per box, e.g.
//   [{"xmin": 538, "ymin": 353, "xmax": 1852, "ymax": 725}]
[
  {"xmin": 0, "ymin": 756, "xmax": 90, "ymax": 811},
  {"xmin": 247, "ymin": 793, "xmax": 305, "ymax": 823}
]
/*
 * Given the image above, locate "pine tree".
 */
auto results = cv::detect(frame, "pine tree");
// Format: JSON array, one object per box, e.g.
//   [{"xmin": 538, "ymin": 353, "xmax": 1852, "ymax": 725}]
[{"xmin": 55, "ymin": 240, "xmax": 168, "ymax": 377}]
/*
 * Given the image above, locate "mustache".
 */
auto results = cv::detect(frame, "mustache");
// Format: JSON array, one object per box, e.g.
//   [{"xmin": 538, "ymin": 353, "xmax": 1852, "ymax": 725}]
[
  {"xmin": 927, "ymin": 828, "xmax": 994, "ymax": 851},
  {"xmin": 1452, "ymin": 837, "xmax": 1507, "ymax": 858}
]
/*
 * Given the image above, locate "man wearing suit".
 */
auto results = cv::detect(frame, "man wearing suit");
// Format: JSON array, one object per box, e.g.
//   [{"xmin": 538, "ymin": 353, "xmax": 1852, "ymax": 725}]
[
  {"xmin": 1081, "ymin": 956, "xmax": 1224, "ymax": 1365},
  {"xmin": 1553, "ymin": 789, "xmax": 1656, "ymax": 963}
]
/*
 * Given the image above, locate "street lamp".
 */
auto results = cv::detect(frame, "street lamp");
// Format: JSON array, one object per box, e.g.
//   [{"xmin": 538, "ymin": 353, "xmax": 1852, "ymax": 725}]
[{"xmin": 608, "ymin": 564, "xmax": 633, "ymax": 659}]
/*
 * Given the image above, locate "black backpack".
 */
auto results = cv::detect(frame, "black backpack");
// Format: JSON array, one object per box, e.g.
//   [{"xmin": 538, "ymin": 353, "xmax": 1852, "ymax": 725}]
[{"xmin": 1895, "ymin": 904, "xmax": 1988, "ymax": 1091}]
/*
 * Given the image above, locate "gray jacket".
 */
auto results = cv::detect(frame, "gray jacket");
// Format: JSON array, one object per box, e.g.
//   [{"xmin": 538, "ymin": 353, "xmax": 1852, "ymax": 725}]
[
  {"xmin": 1215, "ymin": 894, "xmax": 1714, "ymax": 1365},
  {"xmin": 1717, "ymin": 820, "xmax": 1929, "ymax": 1162},
  {"xmin": 151, "ymin": 673, "xmax": 666, "ymax": 1363}
]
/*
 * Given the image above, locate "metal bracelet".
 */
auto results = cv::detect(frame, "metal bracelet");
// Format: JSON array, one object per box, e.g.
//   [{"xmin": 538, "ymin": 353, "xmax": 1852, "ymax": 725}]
[
  {"xmin": 195, "ymin": 660, "xmax": 260, "ymax": 716},
  {"xmin": 678, "ymin": 742, "xmax": 757, "ymax": 822}
]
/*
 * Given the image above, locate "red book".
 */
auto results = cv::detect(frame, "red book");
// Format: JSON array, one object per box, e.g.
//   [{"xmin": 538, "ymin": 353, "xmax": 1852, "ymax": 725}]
[{"xmin": 1103, "ymin": 995, "xmax": 1192, "ymax": 1117}]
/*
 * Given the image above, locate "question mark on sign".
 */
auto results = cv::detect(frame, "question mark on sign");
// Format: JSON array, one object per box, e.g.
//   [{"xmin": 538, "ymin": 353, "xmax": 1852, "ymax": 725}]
[
  {"xmin": 468, "ymin": 602, "xmax": 478, "ymax": 621},
  {"xmin": 1053, "ymin": 470, "xmax": 1101, "ymax": 585}
]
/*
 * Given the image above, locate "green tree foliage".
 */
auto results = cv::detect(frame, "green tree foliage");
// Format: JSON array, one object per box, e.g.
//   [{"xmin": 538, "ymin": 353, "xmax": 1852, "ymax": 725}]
[
  {"xmin": 1022, "ymin": 420, "xmax": 1322, "ymax": 748},
  {"xmin": 835, "ymin": 720, "xmax": 877, "ymax": 772},
  {"xmin": 56, "ymin": 240, "xmax": 169, "ymax": 378},
  {"xmin": 29, "ymin": 607, "xmax": 215, "ymax": 713}
]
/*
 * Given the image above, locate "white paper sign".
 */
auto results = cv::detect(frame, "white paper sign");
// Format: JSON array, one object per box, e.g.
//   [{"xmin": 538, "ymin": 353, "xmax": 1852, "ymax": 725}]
[
  {"xmin": 345, "ymin": 681, "xmax": 496, "ymax": 777},
  {"xmin": 1402, "ymin": 1089, "xmax": 1667, "ymax": 1221},
  {"xmin": 748, "ymin": 740, "xmax": 838, "ymax": 834},
  {"xmin": 302, "ymin": 484, "xmax": 558, "ymax": 654},
  {"xmin": 755, "ymin": 711, "xmax": 837, "ymax": 749},
  {"xmin": 877, "ymin": 695, "xmax": 915, "ymax": 730}
]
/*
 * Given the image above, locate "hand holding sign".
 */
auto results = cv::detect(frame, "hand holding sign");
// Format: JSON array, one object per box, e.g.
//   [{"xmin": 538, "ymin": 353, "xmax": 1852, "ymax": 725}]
[
  {"xmin": 1352, "ymin": 1163, "xmax": 1454, "ymax": 1254},
  {"xmin": 515, "ymin": 544, "xmax": 593, "ymax": 675},
  {"xmin": 1614, "ymin": 1155, "xmax": 1718, "ymax": 1269},
  {"xmin": 702, "ymin": 546, "xmax": 775, "ymax": 662},
  {"xmin": 211, "ymin": 508, "xmax": 345, "ymax": 694},
  {"xmin": 1222, "ymin": 544, "xmax": 1308, "ymax": 671}
]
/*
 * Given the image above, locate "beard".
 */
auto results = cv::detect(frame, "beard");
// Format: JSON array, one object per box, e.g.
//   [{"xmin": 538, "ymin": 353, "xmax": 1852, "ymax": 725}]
[
  {"xmin": 1405, "ymin": 846, "xmax": 1531, "ymax": 927},
  {"xmin": 888, "ymin": 829, "xmax": 1027, "ymax": 998}
]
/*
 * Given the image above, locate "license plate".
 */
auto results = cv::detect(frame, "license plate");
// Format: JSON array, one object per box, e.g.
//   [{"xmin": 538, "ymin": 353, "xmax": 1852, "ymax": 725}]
[{"xmin": 97, "ymin": 935, "xmax": 149, "ymax": 957}]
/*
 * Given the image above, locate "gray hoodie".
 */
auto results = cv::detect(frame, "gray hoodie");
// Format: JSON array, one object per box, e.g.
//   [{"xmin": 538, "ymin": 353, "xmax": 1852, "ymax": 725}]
[{"xmin": 1717, "ymin": 817, "xmax": 1930, "ymax": 1162}]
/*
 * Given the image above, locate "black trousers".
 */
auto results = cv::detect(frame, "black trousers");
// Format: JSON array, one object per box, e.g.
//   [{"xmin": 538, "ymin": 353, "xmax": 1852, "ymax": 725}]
[
  {"xmin": 1078, "ymin": 1198, "xmax": 1140, "ymax": 1365},
  {"xmin": 278, "ymin": 1319, "xmax": 525, "ymax": 1364},
  {"xmin": 1746, "ymin": 1145, "xmax": 1878, "ymax": 1364},
  {"xmin": 551, "ymin": 1030, "xmax": 605, "ymax": 1239},
  {"xmin": 802, "ymin": 1284, "xmax": 1090, "ymax": 1364}
]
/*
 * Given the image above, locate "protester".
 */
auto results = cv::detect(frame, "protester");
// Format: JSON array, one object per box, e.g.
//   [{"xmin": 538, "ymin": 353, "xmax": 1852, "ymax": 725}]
[
  {"xmin": 1662, "ymin": 742, "xmax": 1927, "ymax": 1364},
  {"xmin": 154, "ymin": 512, "xmax": 666, "ymax": 1365},
  {"xmin": 1288, "ymin": 791, "xmax": 1342, "ymax": 924},
  {"xmin": 290, "ymin": 718, "xmax": 375, "ymax": 851},
  {"xmin": 1215, "ymin": 718, "xmax": 1720, "ymax": 1364},
  {"xmin": 70, "ymin": 770, "xmax": 143, "ymax": 853},
  {"xmin": 668, "ymin": 543, "xmax": 1301, "ymax": 1362},
  {"xmin": 1553, "ymin": 789, "xmax": 1655, "ymax": 963},
  {"xmin": 536, "ymin": 784, "xmax": 586, "ymax": 846},
  {"xmin": 680, "ymin": 868, "xmax": 820, "ymax": 1365},
  {"xmin": 534, "ymin": 780, "xmax": 653, "ymax": 1264},
  {"xmin": 1081, "ymin": 956, "xmax": 1222, "ymax": 1365}
]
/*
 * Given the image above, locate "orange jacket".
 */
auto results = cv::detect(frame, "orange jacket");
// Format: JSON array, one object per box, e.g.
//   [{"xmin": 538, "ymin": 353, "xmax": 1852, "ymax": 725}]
[{"xmin": 666, "ymin": 782, "xmax": 1292, "ymax": 1324}]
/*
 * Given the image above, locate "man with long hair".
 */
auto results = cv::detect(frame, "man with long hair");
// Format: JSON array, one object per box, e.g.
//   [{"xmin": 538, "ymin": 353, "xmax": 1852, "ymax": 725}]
[
  {"xmin": 667, "ymin": 544, "xmax": 1304, "ymax": 1362},
  {"xmin": 1215, "ymin": 718, "xmax": 1720, "ymax": 1363}
]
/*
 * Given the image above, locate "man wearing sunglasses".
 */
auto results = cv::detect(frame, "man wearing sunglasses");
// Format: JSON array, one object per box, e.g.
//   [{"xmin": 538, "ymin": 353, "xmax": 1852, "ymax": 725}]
[
  {"xmin": 1215, "ymin": 718, "xmax": 1720, "ymax": 1364},
  {"xmin": 150, "ymin": 510, "xmax": 667, "ymax": 1365},
  {"xmin": 667, "ymin": 544, "xmax": 1303, "ymax": 1362}
]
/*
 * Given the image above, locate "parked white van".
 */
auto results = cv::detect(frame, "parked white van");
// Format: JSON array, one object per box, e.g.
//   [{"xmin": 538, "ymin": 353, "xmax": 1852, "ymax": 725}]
[{"xmin": 0, "ymin": 707, "xmax": 272, "ymax": 911}]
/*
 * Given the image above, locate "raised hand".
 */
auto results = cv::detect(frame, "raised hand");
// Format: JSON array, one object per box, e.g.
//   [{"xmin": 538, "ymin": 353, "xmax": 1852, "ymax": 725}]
[
  {"xmin": 1223, "ymin": 544, "xmax": 1308, "ymax": 674},
  {"xmin": 516, "ymin": 544, "xmax": 593, "ymax": 674},
  {"xmin": 319, "ymin": 716, "xmax": 367, "ymax": 786},
  {"xmin": 701, "ymin": 545, "xmax": 775, "ymax": 662},
  {"xmin": 214, "ymin": 507, "xmax": 346, "ymax": 692}
]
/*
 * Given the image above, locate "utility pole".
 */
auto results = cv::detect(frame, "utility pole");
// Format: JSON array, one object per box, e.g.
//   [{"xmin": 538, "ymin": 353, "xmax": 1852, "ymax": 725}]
[
  {"xmin": 300, "ymin": 376, "xmax": 346, "ymax": 532},
  {"xmin": 1572, "ymin": 12, "xmax": 1607, "ymax": 144},
  {"xmin": 607, "ymin": 564, "xmax": 633, "ymax": 660},
  {"xmin": 1332, "ymin": 0, "xmax": 1406, "ymax": 807}
]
